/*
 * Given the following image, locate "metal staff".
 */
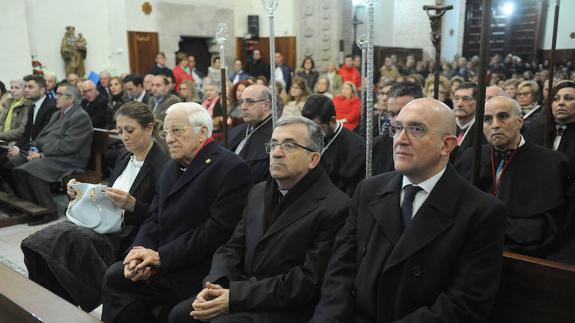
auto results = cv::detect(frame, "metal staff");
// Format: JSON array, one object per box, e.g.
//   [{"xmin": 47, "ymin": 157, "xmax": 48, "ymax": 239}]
[
  {"xmin": 471, "ymin": 0, "xmax": 492, "ymax": 186},
  {"xmin": 423, "ymin": 2, "xmax": 453, "ymax": 100},
  {"xmin": 216, "ymin": 23, "xmax": 229, "ymax": 148},
  {"xmin": 262, "ymin": 0, "xmax": 279, "ymax": 128},
  {"xmin": 365, "ymin": 0, "xmax": 375, "ymax": 177},
  {"xmin": 357, "ymin": 35, "xmax": 367, "ymax": 139},
  {"xmin": 544, "ymin": 0, "xmax": 561, "ymax": 148}
]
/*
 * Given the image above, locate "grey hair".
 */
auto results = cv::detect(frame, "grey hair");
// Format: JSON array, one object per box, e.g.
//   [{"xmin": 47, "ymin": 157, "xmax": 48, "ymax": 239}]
[
  {"xmin": 10, "ymin": 79, "xmax": 25, "ymax": 88},
  {"xmin": 489, "ymin": 96, "xmax": 522, "ymax": 116},
  {"xmin": 275, "ymin": 116, "xmax": 324, "ymax": 152},
  {"xmin": 165, "ymin": 102, "xmax": 213, "ymax": 137},
  {"xmin": 60, "ymin": 84, "xmax": 81, "ymax": 106}
]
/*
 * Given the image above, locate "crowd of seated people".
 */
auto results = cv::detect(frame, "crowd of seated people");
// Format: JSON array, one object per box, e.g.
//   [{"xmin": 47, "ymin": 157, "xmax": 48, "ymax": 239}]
[{"xmin": 0, "ymin": 49, "xmax": 572, "ymax": 322}]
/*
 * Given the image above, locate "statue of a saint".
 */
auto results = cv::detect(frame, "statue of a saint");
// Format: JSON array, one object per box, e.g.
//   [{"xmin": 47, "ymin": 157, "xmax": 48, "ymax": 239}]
[{"xmin": 60, "ymin": 26, "xmax": 87, "ymax": 77}]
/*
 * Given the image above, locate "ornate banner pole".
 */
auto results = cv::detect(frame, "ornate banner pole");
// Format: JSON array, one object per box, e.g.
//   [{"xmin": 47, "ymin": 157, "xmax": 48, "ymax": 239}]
[
  {"xmin": 216, "ymin": 23, "xmax": 229, "ymax": 148},
  {"xmin": 544, "ymin": 0, "xmax": 561, "ymax": 148},
  {"xmin": 262, "ymin": 0, "xmax": 279, "ymax": 128},
  {"xmin": 423, "ymin": 2, "xmax": 453, "ymax": 99},
  {"xmin": 471, "ymin": 0, "xmax": 492, "ymax": 186},
  {"xmin": 357, "ymin": 35, "xmax": 367, "ymax": 139},
  {"xmin": 365, "ymin": 0, "xmax": 375, "ymax": 177}
]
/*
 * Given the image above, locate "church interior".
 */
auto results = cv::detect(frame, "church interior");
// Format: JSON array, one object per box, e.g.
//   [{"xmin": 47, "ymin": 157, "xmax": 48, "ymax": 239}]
[{"xmin": 0, "ymin": 0, "xmax": 574, "ymax": 322}]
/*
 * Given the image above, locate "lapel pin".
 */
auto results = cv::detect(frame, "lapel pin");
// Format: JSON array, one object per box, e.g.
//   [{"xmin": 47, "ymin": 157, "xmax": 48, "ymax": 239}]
[{"xmin": 205, "ymin": 158, "xmax": 211, "ymax": 164}]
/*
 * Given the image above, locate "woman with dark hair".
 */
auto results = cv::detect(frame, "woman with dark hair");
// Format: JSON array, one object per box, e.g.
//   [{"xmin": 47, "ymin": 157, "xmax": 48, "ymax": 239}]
[
  {"xmin": 21, "ymin": 101, "xmax": 170, "ymax": 312},
  {"xmin": 296, "ymin": 57, "xmax": 320, "ymax": 90},
  {"xmin": 107, "ymin": 76, "xmax": 126, "ymax": 129},
  {"xmin": 172, "ymin": 52, "xmax": 193, "ymax": 92},
  {"xmin": 333, "ymin": 81, "xmax": 361, "ymax": 130},
  {"xmin": 228, "ymin": 80, "xmax": 252, "ymax": 127},
  {"xmin": 282, "ymin": 77, "xmax": 311, "ymax": 117}
]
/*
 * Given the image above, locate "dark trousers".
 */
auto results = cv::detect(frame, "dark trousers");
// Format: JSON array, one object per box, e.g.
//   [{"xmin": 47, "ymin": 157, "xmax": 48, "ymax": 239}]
[
  {"xmin": 12, "ymin": 167, "xmax": 57, "ymax": 213},
  {"xmin": 21, "ymin": 244, "xmax": 75, "ymax": 305},
  {"xmin": 102, "ymin": 262, "xmax": 195, "ymax": 323},
  {"xmin": 169, "ymin": 296, "xmax": 311, "ymax": 323}
]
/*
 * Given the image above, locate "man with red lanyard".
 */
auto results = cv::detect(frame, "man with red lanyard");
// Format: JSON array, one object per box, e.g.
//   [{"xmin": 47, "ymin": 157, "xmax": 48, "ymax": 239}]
[{"xmin": 456, "ymin": 96, "xmax": 573, "ymax": 260}]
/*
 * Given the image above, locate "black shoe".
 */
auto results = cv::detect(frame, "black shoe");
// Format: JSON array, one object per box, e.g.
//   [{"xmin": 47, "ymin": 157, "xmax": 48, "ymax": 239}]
[{"xmin": 27, "ymin": 213, "xmax": 58, "ymax": 226}]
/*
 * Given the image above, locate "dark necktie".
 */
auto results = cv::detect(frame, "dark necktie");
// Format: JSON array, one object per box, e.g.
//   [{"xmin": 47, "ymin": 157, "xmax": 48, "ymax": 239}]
[
  {"xmin": 556, "ymin": 125, "xmax": 566, "ymax": 138},
  {"xmin": 401, "ymin": 185, "xmax": 422, "ymax": 230}
]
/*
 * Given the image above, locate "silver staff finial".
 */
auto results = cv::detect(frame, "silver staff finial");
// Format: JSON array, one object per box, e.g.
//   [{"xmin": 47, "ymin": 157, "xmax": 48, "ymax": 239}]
[
  {"xmin": 356, "ymin": 34, "xmax": 367, "ymax": 49},
  {"xmin": 215, "ymin": 23, "xmax": 228, "ymax": 45},
  {"xmin": 261, "ymin": 0, "xmax": 279, "ymax": 14}
]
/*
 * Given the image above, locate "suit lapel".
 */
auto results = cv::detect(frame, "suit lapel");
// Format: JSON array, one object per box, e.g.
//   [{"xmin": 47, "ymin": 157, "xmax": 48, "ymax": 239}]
[
  {"xmin": 383, "ymin": 168, "xmax": 458, "ymax": 272},
  {"xmin": 165, "ymin": 141, "xmax": 219, "ymax": 200},
  {"xmin": 244, "ymin": 185, "xmax": 266, "ymax": 269},
  {"xmin": 369, "ymin": 173, "xmax": 403, "ymax": 245}
]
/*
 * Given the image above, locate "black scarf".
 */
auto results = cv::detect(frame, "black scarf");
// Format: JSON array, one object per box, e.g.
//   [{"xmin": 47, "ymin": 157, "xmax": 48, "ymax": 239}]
[{"xmin": 263, "ymin": 167, "xmax": 323, "ymax": 229}]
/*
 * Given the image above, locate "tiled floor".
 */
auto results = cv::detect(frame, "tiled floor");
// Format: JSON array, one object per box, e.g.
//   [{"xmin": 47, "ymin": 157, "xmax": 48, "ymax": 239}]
[{"xmin": 0, "ymin": 193, "xmax": 102, "ymax": 319}]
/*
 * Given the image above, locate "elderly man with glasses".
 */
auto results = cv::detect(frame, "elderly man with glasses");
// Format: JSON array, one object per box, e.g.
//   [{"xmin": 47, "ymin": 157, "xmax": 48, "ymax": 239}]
[
  {"xmin": 311, "ymin": 98, "xmax": 506, "ymax": 323},
  {"xmin": 228, "ymin": 84, "xmax": 274, "ymax": 183},
  {"xmin": 169, "ymin": 116, "xmax": 350, "ymax": 323},
  {"xmin": 101, "ymin": 102, "xmax": 251, "ymax": 323},
  {"xmin": 9, "ymin": 83, "xmax": 93, "ymax": 225},
  {"xmin": 81, "ymin": 79, "xmax": 108, "ymax": 128}
]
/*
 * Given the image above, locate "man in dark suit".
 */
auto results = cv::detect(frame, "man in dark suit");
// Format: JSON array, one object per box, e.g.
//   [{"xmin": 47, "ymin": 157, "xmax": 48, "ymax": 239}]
[
  {"xmin": 19, "ymin": 74, "xmax": 57, "ymax": 147},
  {"xmin": 302, "ymin": 94, "xmax": 365, "ymax": 196},
  {"xmin": 228, "ymin": 84, "xmax": 273, "ymax": 183},
  {"xmin": 229, "ymin": 59, "xmax": 250, "ymax": 85},
  {"xmin": 101, "ymin": 102, "xmax": 252, "ymax": 323},
  {"xmin": 311, "ymin": 98, "xmax": 506, "ymax": 323},
  {"xmin": 246, "ymin": 49, "xmax": 270, "ymax": 81},
  {"xmin": 373, "ymin": 81, "xmax": 422, "ymax": 175},
  {"xmin": 81, "ymin": 80, "xmax": 108, "ymax": 128},
  {"xmin": 169, "ymin": 116, "xmax": 350, "ymax": 323},
  {"xmin": 453, "ymin": 82, "xmax": 486, "ymax": 157},
  {"xmin": 457, "ymin": 96, "xmax": 572, "ymax": 259},
  {"xmin": 148, "ymin": 75, "xmax": 181, "ymax": 125},
  {"xmin": 123, "ymin": 74, "xmax": 151, "ymax": 105},
  {"xmin": 11, "ymin": 84, "xmax": 93, "ymax": 225}
]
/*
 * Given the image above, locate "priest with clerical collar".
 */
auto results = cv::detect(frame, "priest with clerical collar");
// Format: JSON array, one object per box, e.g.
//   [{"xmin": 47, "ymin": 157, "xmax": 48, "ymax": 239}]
[
  {"xmin": 228, "ymin": 84, "xmax": 274, "ymax": 184},
  {"xmin": 302, "ymin": 94, "xmax": 365, "ymax": 196},
  {"xmin": 456, "ymin": 96, "xmax": 573, "ymax": 259},
  {"xmin": 169, "ymin": 116, "xmax": 350, "ymax": 323}
]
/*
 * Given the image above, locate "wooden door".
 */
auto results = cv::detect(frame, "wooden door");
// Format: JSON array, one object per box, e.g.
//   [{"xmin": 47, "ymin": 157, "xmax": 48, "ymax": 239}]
[
  {"xmin": 128, "ymin": 31, "xmax": 159, "ymax": 76},
  {"xmin": 235, "ymin": 37, "xmax": 297, "ymax": 72}
]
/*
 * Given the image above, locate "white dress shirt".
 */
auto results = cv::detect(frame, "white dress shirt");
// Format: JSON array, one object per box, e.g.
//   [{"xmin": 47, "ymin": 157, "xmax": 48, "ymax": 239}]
[{"xmin": 401, "ymin": 167, "xmax": 446, "ymax": 219}]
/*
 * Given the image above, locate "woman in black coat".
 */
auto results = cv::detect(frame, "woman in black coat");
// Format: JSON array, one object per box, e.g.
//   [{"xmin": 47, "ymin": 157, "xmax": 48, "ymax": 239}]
[{"xmin": 21, "ymin": 101, "xmax": 170, "ymax": 312}]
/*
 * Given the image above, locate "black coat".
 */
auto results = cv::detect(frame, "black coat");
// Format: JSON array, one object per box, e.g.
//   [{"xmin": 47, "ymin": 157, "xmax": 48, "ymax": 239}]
[
  {"xmin": 456, "ymin": 121, "xmax": 486, "ymax": 161},
  {"xmin": 228, "ymin": 116, "xmax": 273, "ymax": 184},
  {"xmin": 320, "ymin": 126, "xmax": 365, "ymax": 196},
  {"xmin": 372, "ymin": 134, "xmax": 394, "ymax": 176},
  {"xmin": 17, "ymin": 96, "xmax": 56, "ymax": 148},
  {"xmin": 247, "ymin": 59, "xmax": 270, "ymax": 81},
  {"xmin": 456, "ymin": 141, "xmax": 573, "ymax": 258},
  {"xmin": 311, "ymin": 166, "xmax": 506, "ymax": 323},
  {"xmin": 81, "ymin": 94, "xmax": 108, "ymax": 128},
  {"xmin": 131, "ymin": 141, "xmax": 252, "ymax": 294},
  {"xmin": 205, "ymin": 170, "xmax": 350, "ymax": 322},
  {"xmin": 526, "ymin": 120, "xmax": 575, "ymax": 176}
]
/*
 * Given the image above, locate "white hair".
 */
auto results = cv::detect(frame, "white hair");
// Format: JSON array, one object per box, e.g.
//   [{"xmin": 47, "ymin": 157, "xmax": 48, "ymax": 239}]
[{"xmin": 166, "ymin": 102, "xmax": 213, "ymax": 137}]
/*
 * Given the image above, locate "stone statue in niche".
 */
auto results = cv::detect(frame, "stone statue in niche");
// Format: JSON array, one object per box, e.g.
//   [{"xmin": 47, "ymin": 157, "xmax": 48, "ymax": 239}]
[{"xmin": 60, "ymin": 26, "xmax": 87, "ymax": 77}]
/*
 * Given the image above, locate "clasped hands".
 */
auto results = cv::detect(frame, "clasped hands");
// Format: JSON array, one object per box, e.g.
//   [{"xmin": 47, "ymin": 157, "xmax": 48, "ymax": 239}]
[
  {"xmin": 191, "ymin": 282, "xmax": 230, "ymax": 321},
  {"xmin": 122, "ymin": 246, "xmax": 161, "ymax": 282},
  {"xmin": 67, "ymin": 178, "xmax": 136, "ymax": 212}
]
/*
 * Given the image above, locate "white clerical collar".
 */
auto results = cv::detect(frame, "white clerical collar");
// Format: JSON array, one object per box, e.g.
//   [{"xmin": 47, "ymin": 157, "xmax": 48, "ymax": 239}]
[
  {"xmin": 402, "ymin": 167, "xmax": 446, "ymax": 194},
  {"xmin": 456, "ymin": 117, "xmax": 475, "ymax": 130}
]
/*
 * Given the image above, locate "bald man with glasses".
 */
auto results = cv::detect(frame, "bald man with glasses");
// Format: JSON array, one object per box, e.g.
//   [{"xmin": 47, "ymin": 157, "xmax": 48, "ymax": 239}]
[
  {"xmin": 228, "ymin": 84, "xmax": 274, "ymax": 183},
  {"xmin": 311, "ymin": 98, "xmax": 506, "ymax": 323},
  {"xmin": 170, "ymin": 116, "xmax": 350, "ymax": 323}
]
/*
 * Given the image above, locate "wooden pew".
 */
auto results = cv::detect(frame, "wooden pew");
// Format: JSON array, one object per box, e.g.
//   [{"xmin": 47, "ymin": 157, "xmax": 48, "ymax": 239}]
[
  {"xmin": 490, "ymin": 251, "xmax": 575, "ymax": 322},
  {"xmin": 0, "ymin": 192, "xmax": 49, "ymax": 228},
  {"xmin": 0, "ymin": 263, "xmax": 101, "ymax": 323}
]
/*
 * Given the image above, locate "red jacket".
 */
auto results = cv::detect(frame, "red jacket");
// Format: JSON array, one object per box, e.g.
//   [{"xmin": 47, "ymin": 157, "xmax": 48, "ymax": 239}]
[
  {"xmin": 172, "ymin": 65, "xmax": 193, "ymax": 91},
  {"xmin": 338, "ymin": 65, "xmax": 361, "ymax": 89},
  {"xmin": 333, "ymin": 95, "xmax": 361, "ymax": 130}
]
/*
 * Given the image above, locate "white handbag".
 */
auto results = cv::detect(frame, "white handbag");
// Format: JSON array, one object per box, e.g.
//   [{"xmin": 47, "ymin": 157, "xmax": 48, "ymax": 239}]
[{"xmin": 66, "ymin": 183, "xmax": 124, "ymax": 234}]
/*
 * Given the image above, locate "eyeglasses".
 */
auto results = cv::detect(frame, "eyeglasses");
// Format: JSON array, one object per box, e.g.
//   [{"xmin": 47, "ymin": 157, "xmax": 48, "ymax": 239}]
[
  {"xmin": 238, "ymin": 99, "xmax": 267, "ymax": 107},
  {"xmin": 453, "ymin": 96, "xmax": 474, "ymax": 102},
  {"xmin": 55, "ymin": 92, "xmax": 71, "ymax": 98},
  {"xmin": 265, "ymin": 141, "xmax": 316, "ymax": 154},
  {"xmin": 159, "ymin": 125, "xmax": 198, "ymax": 139},
  {"xmin": 517, "ymin": 92, "xmax": 532, "ymax": 97},
  {"xmin": 388, "ymin": 123, "xmax": 428, "ymax": 139}
]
